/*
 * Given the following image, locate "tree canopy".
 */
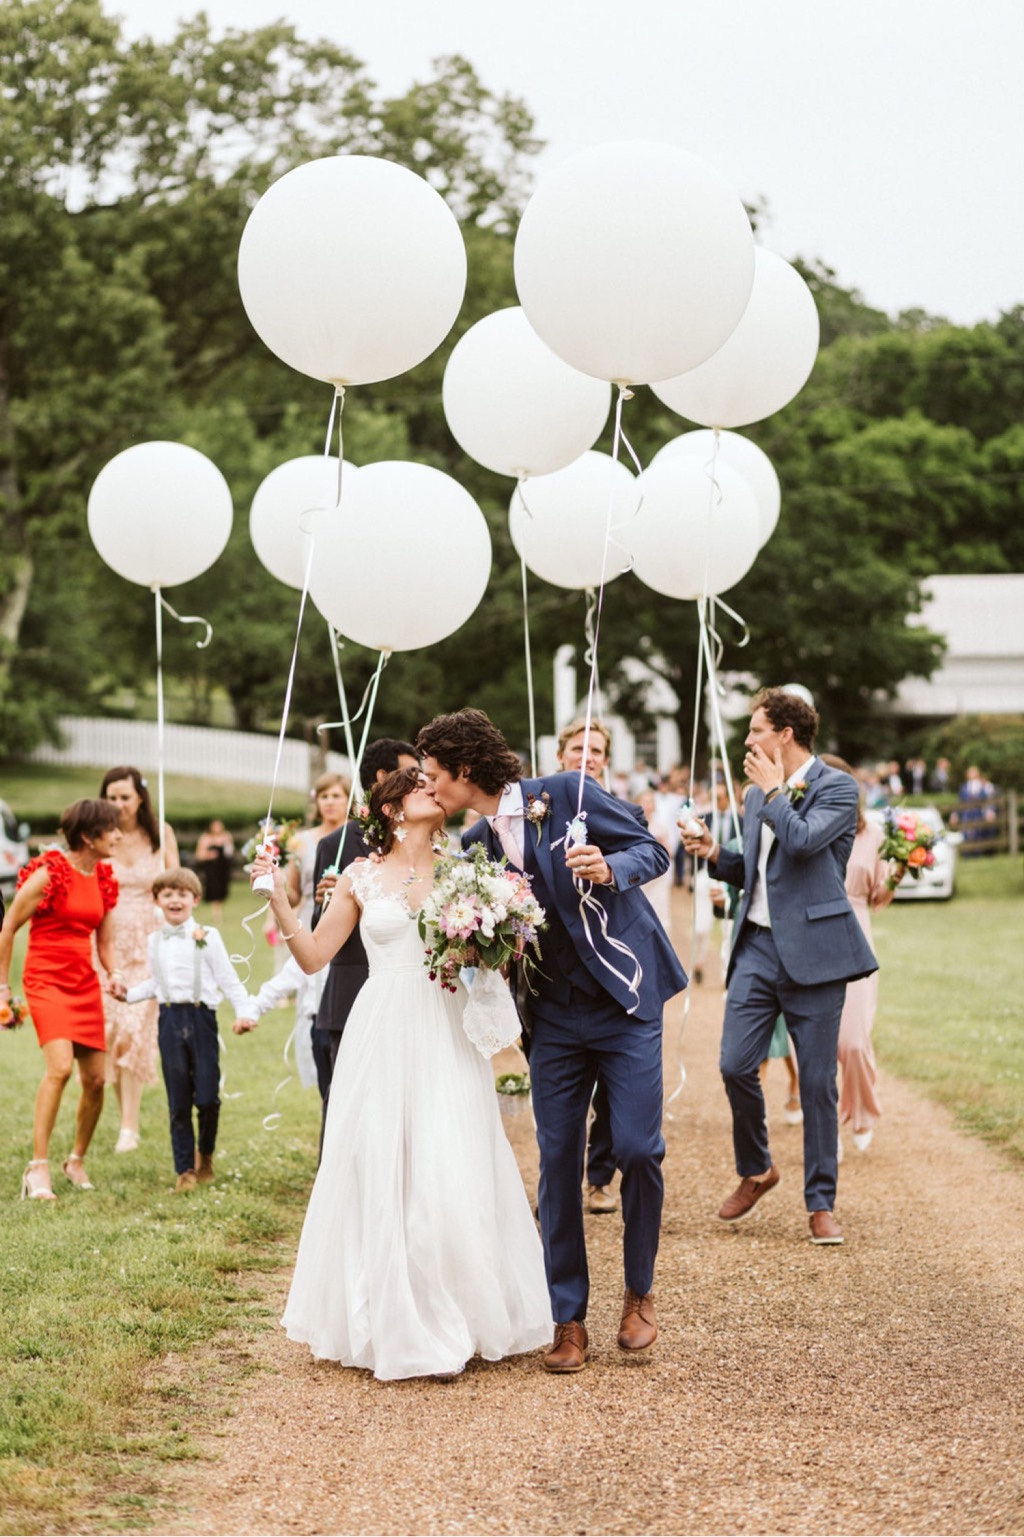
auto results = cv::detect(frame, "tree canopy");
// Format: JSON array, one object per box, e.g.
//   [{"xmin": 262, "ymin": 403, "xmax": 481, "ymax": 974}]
[{"xmin": 2, "ymin": 0, "xmax": 1021, "ymax": 770}]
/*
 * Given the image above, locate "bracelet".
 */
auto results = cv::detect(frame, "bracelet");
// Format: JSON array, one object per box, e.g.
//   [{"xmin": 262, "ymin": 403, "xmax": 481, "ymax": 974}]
[
  {"xmin": 110, "ymin": 969, "xmax": 125, "ymax": 979},
  {"xmin": 279, "ymin": 919, "xmax": 304, "ymax": 942}
]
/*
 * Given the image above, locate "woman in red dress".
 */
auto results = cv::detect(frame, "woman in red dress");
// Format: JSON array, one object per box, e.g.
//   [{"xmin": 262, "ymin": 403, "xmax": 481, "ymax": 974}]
[{"xmin": 0, "ymin": 799, "xmax": 122, "ymax": 1200}]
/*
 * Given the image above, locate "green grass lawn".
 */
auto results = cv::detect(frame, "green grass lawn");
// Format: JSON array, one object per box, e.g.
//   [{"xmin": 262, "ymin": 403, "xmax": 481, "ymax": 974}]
[
  {"xmin": 871, "ymin": 851, "xmax": 1024, "ymax": 1164},
  {"xmin": 0, "ymin": 842, "xmax": 1021, "ymax": 1534},
  {"xmin": 0, "ymin": 763, "xmax": 308, "ymax": 836},
  {"xmin": 0, "ymin": 884, "xmax": 318, "ymax": 1535}
]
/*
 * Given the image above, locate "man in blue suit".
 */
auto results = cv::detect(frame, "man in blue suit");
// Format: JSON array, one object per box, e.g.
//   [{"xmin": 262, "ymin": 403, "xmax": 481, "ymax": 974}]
[
  {"xmin": 418, "ymin": 709, "xmax": 687, "ymax": 1374},
  {"xmin": 682, "ymin": 688, "xmax": 876, "ymax": 1246}
]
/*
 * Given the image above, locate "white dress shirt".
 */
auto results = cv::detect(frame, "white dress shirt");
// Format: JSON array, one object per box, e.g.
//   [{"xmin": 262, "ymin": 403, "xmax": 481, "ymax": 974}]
[
  {"xmin": 126, "ymin": 920, "xmax": 254, "ymax": 1019},
  {"xmin": 746, "ymin": 755, "xmax": 817, "ymax": 929}
]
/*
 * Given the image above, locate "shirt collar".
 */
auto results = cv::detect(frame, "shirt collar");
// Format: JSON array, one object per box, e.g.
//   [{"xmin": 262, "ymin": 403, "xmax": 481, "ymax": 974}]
[
  {"xmin": 488, "ymin": 783, "xmax": 525, "ymax": 822},
  {"xmin": 788, "ymin": 755, "xmax": 816, "ymax": 787}
]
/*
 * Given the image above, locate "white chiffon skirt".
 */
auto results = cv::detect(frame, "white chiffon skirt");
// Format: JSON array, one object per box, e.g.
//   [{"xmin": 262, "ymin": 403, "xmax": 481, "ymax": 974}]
[{"xmin": 281, "ymin": 942, "xmax": 552, "ymax": 1380}]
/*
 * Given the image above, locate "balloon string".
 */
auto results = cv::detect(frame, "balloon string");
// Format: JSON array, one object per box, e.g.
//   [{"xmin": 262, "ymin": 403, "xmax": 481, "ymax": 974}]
[
  {"xmin": 158, "ymin": 594, "xmax": 213, "ymax": 649},
  {"xmin": 153, "ymin": 588, "xmax": 167, "ymax": 864},
  {"xmin": 319, "ymin": 648, "xmax": 391, "ymax": 823},
  {"xmin": 575, "ymin": 383, "xmax": 633, "ymax": 819},
  {"xmin": 328, "ymin": 625, "xmax": 359, "ymax": 786},
  {"xmin": 519, "ymin": 546, "xmax": 538, "ymax": 778}
]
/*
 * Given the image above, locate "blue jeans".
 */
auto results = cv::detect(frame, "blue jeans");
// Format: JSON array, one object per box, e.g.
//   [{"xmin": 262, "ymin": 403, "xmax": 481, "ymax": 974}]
[{"xmin": 157, "ymin": 1003, "xmax": 220, "ymax": 1175}]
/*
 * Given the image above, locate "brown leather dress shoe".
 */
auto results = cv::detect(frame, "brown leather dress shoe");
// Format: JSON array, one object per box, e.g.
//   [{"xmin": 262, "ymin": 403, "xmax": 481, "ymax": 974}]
[
  {"xmin": 586, "ymin": 1183, "xmax": 619, "ymax": 1214},
  {"xmin": 809, "ymin": 1210, "xmax": 844, "ymax": 1245},
  {"xmin": 718, "ymin": 1165, "xmax": 780, "ymax": 1220},
  {"xmin": 544, "ymin": 1321, "xmax": 589, "ymax": 1373},
  {"xmin": 175, "ymin": 1171, "xmax": 198, "ymax": 1193},
  {"xmin": 618, "ymin": 1289, "xmax": 657, "ymax": 1353},
  {"xmin": 195, "ymin": 1152, "xmax": 215, "ymax": 1184}
]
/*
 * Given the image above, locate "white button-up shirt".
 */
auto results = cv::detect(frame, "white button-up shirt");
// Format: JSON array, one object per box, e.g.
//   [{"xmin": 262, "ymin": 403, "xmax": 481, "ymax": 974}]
[
  {"xmin": 487, "ymin": 782, "xmax": 526, "ymax": 868},
  {"xmin": 746, "ymin": 755, "xmax": 816, "ymax": 928},
  {"xmin": 126, "ymin": 920, "xmax": 255, "ymax": 1018}
]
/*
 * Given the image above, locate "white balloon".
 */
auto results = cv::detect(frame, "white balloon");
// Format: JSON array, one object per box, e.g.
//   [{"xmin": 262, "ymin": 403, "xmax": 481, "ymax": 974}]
[
  {"xmin": 309, "ymin": 461, "xmax": 491, "ymax": 651},
  {"xmin": 631, "ymin": 457, "xmax": 761, "ymax": 600},
  {"xmin": 249, "ymin": 456, "xmax": 361, "ymax": 590},
  {"xmin": 508, "ymin": 450, "xmax": 638, "ymax": 590},
  {"xmin": 652, "ymin": 430, "xmax": 781, "ymax": 547},
  {"xmin": 514, "ymin": 141, "xmax": 754, "ymax": 386},
  {"xmin": 442, "ymin": 307, "xmax": 611, "ymax": 478},
  {"xmin": 87, "ymin": 442, "xmax": 232, "ymax": 589},
  {"xmin": 237, "ymin": 156, "xmax": 467, "ymax": 386},
  {"xmin": 652, "ymin": 249, "xmax": 820, "ymax": 428}
]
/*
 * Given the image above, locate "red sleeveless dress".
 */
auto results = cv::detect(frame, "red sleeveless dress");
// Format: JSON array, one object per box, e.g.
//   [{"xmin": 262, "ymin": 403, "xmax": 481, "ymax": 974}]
[{"xmin": 18, "ymin": 850, "xmax": 119, "ymax": 1050}]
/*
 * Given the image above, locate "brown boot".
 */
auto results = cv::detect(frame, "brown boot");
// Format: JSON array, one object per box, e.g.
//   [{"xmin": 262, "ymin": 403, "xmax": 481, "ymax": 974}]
[
  {"xmin": 543, "ymin": 1322, "xmax": 589, "ymax": 1373},
  {"xmin": 195, "ymin": 1152, "xmax": 215, "ymax": 1184},
  {"xmin": 618, "ymin": 1289, "xmax": 657, "ymax": 1353},
  {"xmin": 175, "ymin": 1170, "xmax": 198, "ymax": 1193}
]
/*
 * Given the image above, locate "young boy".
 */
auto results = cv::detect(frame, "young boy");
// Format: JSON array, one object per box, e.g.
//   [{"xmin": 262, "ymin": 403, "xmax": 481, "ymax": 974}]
[{"xmin": 115, "ymin": 867, "xmax": 256, "ymax": 1192}]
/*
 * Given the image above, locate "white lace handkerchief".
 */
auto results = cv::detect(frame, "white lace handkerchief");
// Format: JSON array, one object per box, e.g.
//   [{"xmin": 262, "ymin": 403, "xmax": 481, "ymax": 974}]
[{"xmin": 461, "ymin": 967, "xmax": 521, "ymax": 1059}]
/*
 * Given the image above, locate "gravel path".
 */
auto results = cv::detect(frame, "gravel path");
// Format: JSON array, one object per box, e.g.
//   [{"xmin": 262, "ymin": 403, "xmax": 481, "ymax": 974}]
[{"xmin": 156, "ymin": 905, "xmax": 1024, "ymax": 1537}]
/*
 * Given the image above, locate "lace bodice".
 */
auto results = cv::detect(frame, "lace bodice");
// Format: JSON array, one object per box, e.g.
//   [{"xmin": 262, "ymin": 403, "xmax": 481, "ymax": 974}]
[{"xmin": 346, "ymin": 862, "xmax": 430, "ymax": 975}]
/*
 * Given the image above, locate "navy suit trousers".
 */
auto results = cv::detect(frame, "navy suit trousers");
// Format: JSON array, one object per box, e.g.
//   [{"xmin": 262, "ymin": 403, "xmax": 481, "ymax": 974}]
[
  {"xmin": 529, "ymin": 987, "xmax": 665, "ymax": 1322},
  {"xmin": 157, "ymin": 1002, "xmax": 220, "ymax": 1175},
  {"xmin": 721, "ymin": 924, "xmax": 845, "ymax": 1212}
]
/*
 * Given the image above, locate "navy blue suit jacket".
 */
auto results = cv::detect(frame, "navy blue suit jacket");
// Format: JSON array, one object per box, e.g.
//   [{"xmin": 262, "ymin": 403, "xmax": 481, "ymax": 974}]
[
  {"xmin": 464, "ymin": 772, "xmax": 687, "ymax": 1020},
  {"xmin": 711, "ymin": 758, "xmax": 877, "ymax": 987},
  {"xmin": 312, "ymin": 821, "xmax": 370, "ymax": 1033}
]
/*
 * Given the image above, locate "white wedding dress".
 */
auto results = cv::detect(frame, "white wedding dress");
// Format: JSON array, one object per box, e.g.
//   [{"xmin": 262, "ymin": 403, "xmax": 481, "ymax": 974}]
[{"xmin": 281, "ymin": 863, "xmax": 553, "ymax": 1380}]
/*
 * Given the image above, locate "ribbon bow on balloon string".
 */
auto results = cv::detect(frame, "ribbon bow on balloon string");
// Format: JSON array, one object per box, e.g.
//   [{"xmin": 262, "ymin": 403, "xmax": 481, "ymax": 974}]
[
  {"xmin": 153, "ymin": 590, "xmax": 215, "ymax": 863},
  {"xmin": 550, "ymin": 812, "xmax": 644, "ymax": 1014}
]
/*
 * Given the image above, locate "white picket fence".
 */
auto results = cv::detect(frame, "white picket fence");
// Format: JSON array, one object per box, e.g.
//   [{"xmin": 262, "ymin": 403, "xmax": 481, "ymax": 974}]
[{"xmin": 30, "ymin": 716, "xmax": 350, "ymax": 792}]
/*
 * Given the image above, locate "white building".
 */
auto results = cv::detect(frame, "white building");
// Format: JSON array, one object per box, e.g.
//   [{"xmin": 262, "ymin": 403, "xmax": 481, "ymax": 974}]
[{"xmin": 893, "ymin": 573, "xmax": 1024, "ymax": 718}]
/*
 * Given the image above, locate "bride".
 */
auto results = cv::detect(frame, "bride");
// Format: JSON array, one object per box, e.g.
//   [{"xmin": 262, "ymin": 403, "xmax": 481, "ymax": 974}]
[{"xmin": 251, "ymin": 766, "xmax": 552, "ymax": 1381}]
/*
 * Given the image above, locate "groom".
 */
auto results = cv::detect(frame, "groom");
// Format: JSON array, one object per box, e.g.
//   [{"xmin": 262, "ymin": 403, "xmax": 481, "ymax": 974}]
[{"xmin": 418, "ymin": 709, "xmax": 687, "ymax": 1373}]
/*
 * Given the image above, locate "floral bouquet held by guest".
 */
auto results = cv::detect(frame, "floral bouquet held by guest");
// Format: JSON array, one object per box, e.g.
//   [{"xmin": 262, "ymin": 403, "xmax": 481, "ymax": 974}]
[
  {"xmin": 879, "ymin": 810, "xmax": 938, "ymax": 890},
  {"xmin": 418, "ymin": 843, "xmax": 547, "ymax": 1057}
]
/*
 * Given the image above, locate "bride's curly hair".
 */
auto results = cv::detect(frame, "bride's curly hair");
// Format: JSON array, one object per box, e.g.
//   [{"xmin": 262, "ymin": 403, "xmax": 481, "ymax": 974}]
[
  {"xmin": 416, "ymin": 709, "xmax": 522, "ymax": 796},
  {"xmin": 367, "ymin": 766, "xmax": 428, "ymax": 856}
]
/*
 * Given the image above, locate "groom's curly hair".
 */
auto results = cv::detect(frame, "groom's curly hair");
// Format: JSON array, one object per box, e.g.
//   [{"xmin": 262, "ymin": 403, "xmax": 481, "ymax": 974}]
[{"xmin": 416, "ymin": 709, "xmax": 523, "ymax": 796}]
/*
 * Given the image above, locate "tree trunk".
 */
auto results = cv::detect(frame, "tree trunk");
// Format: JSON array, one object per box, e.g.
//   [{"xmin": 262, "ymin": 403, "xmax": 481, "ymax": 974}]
[{"xmin": 0, "ymin": 334, "xmax": 33, "ymax": 688}]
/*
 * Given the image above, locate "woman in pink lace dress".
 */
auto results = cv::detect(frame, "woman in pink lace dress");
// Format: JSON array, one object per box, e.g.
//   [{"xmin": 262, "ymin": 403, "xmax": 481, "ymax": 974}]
[
  {"xmin": 99, "ymin": 767, "xmax": 179, "ymax": 1153},
  {"xmin": 820, "ymin": 755, "xmax": 903, "ymax": 1153}
]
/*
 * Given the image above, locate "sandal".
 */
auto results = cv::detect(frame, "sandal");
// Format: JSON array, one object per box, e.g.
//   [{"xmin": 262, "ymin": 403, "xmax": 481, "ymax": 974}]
[
  {"xmin": 784, "ymin": 1095, "xmax": 804, "ymax": 1126},
  {"xmin": 21, "ymin": 1159, "xmax": 57, "ymax": 1201},
  {"xmin": 62, "ymin": 1153, "xmax": 95, "ymax": 1190}
]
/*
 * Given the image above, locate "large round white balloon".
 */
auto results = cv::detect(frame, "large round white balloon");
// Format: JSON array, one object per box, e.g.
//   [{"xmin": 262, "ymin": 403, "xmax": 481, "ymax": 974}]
[
  {"xmin": 309, "ymin": 461, "xmax": 491, "ymax": 651},
  {"xmin": 442, "ymin": 307, "xmax": 611, "ymax": 478},
  {"xmin": 250, "ymin": 456, "xmax": 360, "ymax": 590},
  {"xmin": 508, "ymin": 450, "xmax": 638, "ymax": 590},
  {"xmin": 631, "ymin": 457, "xmax": 761, "ymax": 600},
  {"xmin": 652, "ymin": 430, "xmax": 781, "ymax": 547},
  {"xmin": 87, "ymin": 442, "xmax": 232, "ymax": 588},
  {"xmin": 514, "ymin": 141, "xmax": 754, "ymax": 386},
  {"xmin": 652, "ymin": 249, "xmax": 820, "ymax": 427},
  {"xmin": 238, "ymin": 156, "xmax": 467, "ymax": 386}
]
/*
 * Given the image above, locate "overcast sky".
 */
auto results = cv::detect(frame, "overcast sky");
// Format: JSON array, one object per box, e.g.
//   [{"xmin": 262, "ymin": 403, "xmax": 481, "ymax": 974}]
[{"xmin": 114, "ymin": 0, "xmax": 1023, "ymax": 326}]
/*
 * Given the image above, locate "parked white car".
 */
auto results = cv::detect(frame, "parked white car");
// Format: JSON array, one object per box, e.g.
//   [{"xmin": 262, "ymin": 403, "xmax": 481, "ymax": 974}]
[
  {"xmin": 865, "ymin": 805, "xmax": 961, "ymax": 901},
  {"xmin": 0, "ymin": 799, "xmax": 30, "ymax": 900}
]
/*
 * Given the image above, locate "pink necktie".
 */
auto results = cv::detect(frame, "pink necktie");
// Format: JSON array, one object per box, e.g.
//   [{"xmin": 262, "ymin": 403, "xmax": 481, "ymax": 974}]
[{"xmin": 493, "ymin": 813, "xmax": 524, "ymax": 869}]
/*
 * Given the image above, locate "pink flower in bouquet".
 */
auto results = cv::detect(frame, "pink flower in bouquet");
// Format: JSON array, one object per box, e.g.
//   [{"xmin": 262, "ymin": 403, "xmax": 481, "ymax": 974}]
[
  {"xmin": 440, "ymin": 895, "xmax": 482, "ymax": 941},
  {"xmin": 897, "ymin": 812, "xmax": 919, "ymax": 836}
]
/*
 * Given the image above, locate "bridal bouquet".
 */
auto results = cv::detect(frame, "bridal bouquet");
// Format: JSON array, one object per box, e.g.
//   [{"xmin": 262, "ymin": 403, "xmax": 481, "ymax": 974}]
[
  {"xmin": 879, "ymin": 809, "xmax": 938, "ymax": 888},
  {"xmin": 418, "ymin": 845, "xmax": 547, "ymax": 1057}
]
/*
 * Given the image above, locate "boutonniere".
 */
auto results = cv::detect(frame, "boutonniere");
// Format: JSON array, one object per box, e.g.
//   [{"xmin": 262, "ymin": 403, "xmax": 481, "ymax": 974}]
[
  {"xmin": 524, "ymin": 791, "xmax": 551, "ymax": 844},
  {"xmin": 787, "ymin": 781, "xmax": 808, "ymax": 804},
  {"xmin": 192, "ymin": 926, "xmax": 209, "ymax": 949}
]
